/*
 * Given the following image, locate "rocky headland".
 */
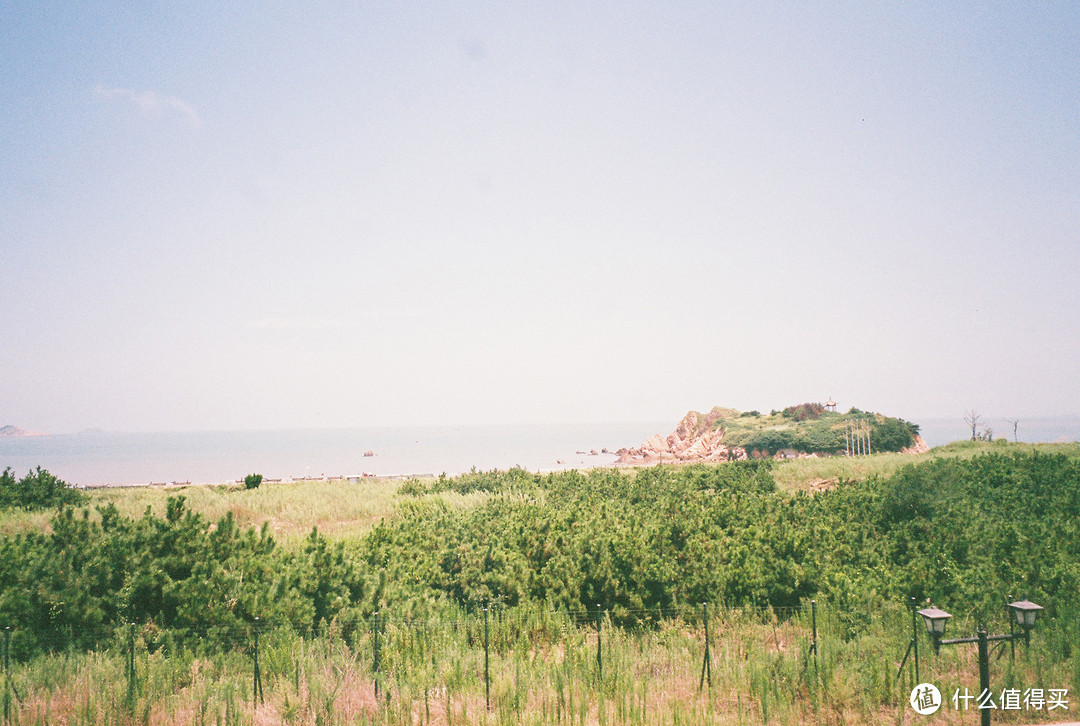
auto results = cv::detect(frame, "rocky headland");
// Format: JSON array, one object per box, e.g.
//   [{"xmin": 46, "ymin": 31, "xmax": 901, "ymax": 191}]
[
  {"xmin": 615, "ymin": 408, "xmax": 746, "ymax": 465},
  {"xmin": 0, "ymin": 425, "xmax": 45, "ymax": 437},
  {"xmin": 615, "ymin": 405, "xmax": 928, "ymax": 465}
]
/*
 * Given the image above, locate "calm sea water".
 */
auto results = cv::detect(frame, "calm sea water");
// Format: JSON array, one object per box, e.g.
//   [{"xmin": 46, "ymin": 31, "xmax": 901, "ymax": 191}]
[
  {"xmin": 2, "ymin": 416, "xmax": 1077, "ymax": 488},
  {"xmin": 0, "ymin": 423, "xmax": 670, "ymax": 487}
]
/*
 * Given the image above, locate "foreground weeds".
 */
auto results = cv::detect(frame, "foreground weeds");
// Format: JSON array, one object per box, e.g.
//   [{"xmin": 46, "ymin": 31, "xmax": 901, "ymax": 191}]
[{"xmin": 1, "ymin": 602, "xmax": 1074, "ymax": 726}]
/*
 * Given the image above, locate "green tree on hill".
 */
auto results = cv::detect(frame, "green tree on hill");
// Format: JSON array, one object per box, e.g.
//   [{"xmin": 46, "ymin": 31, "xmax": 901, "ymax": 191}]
[
  {"xmin": 0, "ymin": 467, "xmax": 84, "ymax": 510},
  {"xmin": 870, "ymin": 416, "xmax": 919, "ymax": 451},
  {"xmin": 781, "ymin": 402, "xmax": 825, "ymax": 421}
]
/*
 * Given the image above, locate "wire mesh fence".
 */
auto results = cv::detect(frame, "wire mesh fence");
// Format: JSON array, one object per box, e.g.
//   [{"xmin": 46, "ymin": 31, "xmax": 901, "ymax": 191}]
[{"xmin": 0, "ymin": 599, "xmax": 1074, "ymax": 726}]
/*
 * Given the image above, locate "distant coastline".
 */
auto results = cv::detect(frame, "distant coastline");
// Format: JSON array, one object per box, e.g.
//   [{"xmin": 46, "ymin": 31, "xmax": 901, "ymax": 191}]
[
  {"xmin": 2, "ymin": 417, "xmax": 1078, "ymax": 489},
  {"xmin": 0, "ymin": 425, "xmax": 45, "ymax": 438},
  {"xmin": 0, "ymin": 422, "xmax": 668, "ymax": 488}
]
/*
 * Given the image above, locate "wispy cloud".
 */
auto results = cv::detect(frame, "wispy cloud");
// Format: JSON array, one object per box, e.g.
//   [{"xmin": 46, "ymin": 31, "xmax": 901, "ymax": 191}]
[{"xmin": 94, "ymin": 85, "xmax": 202, "ymax": 128}]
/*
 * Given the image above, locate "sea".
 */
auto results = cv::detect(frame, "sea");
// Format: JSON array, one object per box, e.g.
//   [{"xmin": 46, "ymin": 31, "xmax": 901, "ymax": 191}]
[
  {"xmin": 0, "ymin": 422, "xmax": 670, "ymax": 487},
  {"xmin": 2, "ymin": 416, "xmax": 1078, "ymax": 488}
]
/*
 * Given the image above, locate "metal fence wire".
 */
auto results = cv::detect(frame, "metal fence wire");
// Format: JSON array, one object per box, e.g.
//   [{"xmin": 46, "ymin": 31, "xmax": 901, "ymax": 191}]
[{"xmin": 0, "ymin": 598, "xmax": 1074, "ymax": 725}]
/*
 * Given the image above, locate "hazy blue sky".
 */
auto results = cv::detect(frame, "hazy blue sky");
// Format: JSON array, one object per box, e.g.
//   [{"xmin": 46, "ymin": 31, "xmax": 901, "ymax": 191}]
[{"xmin": 3, "ymin": 2, "xmax": 1078, "ymax": 433}]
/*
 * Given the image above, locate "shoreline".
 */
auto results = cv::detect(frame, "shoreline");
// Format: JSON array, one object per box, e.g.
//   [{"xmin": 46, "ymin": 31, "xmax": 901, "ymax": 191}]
[
  {"xmin": 62, "ymin": 450, "xmax": 914, "ymax": 490},
  {"xmin": 64, "ymin": 437, "xmax": 1080, "ymax": 491},
  {"xmin": 73, "ymin": 472, "xmax": 433, "ymax": 490},
  {"xmin": 2, "ymin": 422, "xmax": 656, "ymax": 490},
  {"xmin": 9, "ymin": 417, "xmax": 1078, "ymax": 490},
  {"xmin": 70, "ymin": 462, "xmax": 624, "ymax": 490}
]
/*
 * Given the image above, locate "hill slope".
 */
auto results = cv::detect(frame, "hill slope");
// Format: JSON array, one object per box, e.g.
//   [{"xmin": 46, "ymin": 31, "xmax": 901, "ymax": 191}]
[
  {"xmin": 0, "ymin": 425, "xmax": 43, "ymax": 437},
  {"xmin": 616, "ymin": 403, "xmax": 925, "ymax": 464}
]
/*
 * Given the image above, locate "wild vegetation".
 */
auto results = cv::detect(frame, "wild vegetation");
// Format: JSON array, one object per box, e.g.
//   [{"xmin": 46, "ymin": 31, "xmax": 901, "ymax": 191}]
[
  {"xmin": 695, "ymin": 405, "xmax": 921, "ymax": 457},
  {"xmin": 0, "ymin": 444, "xmax": 1076, "ymax": 723},
  {"xmin": 372, "ymin": 451, "xmax": 1079, "ymax": 623},
  {"xmin": 0, "ymin": 466, "xmax": 85, "ymax": 510}
]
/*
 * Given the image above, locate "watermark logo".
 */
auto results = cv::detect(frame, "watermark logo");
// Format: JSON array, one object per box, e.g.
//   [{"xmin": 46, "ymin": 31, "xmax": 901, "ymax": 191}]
[
  {"xmin": 910, "ymin": 684, "xmax": 1070, "ymax": 713},
  {"xmin": 910, "ymin": 683, "xmax": 942, "ymax": 715},
  {"xmin": 953, "ymin": 687, "xmax": 1069, "ymax": 712}
]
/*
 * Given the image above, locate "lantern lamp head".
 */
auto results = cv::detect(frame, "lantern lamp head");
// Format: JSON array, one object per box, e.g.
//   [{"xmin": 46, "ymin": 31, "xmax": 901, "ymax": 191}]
[
  {"xmin": 1008, "ymin": 600, "xmax": 1043, "ymax": 631},
  {"xmin": 915, "ymin": 605, "xmax": 950, "ymax": 648}
]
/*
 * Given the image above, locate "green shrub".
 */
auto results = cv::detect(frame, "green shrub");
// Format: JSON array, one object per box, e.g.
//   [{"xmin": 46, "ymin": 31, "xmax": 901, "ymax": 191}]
[
  {"xmin": 740, "ymin": 429, "xmax": 796, "ymax": 456},
  {"xmin": 0, "ymin": 450, "xmax": 1077, "ymax": 660},
  {"xmin": 870, "ymin": 417, "xmax": 919, "ymax": 452},
  {"xmin": 782, "ymin": 402, "xmax": 825, "ymax": 421},
  {"xmin": 397, "ymin": 478, "xmax": 430, "ymax": 496},
  {"xmin": 793, "ymin": 423, "xmax": 845, "ymax": 454},
  {"xmin": 0, "ymin": 467, "xmax": 84, "ymax": 510},
  {"xmin": 244, "ymin": 473, "xmax": 263, "ymax": 490}
]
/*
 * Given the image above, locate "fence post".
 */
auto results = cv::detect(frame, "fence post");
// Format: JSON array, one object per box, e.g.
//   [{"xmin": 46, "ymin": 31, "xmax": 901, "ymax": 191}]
[
  {"xmin": 911, "ymin": 599, "xmax": 918, "ymax": 682},
  {"xmin": 484, "ymin": 607, "xmax": 490, "ymax": 710},
  {"xmin": 978, "ymin": 627, "xmax": 990, "ymax": 726},
  {"xmin": 1008, "ymin": 595, "xmax": 1016, "ymax": 661},
  {"xmin": 127, "ymin": 622, "xmax": 136, "ymax": 708},
  {"xmin": 373, "ymin": 611, "xmax": 381, "ymax": 699},
  {"xmin": 252, "ymin": 617, "xmax": 264, "ymax": 707},
  {"xmin": 897, "ymin": 597, "xmax": 920, "ymax": 683},
  {"xmin": 699, "ymin": 602, "xmax": 712, "ymax": 690},
  {"xmin": 595, "ymin": 604, "xmax": 603, "ymax": 681},
  {"xmin": 811, "ymin": 600, "xmax": 818, "ymax": 661},
  {"xmin": 3, "ymin": 626, "xmax": 9, "ymax": 725}
]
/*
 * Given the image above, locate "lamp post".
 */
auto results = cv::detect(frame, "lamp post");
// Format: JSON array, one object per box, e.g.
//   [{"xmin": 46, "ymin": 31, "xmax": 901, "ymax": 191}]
[{"xmin": 917, "ymin": 600, "xmax": 1043, "ymax": 726}]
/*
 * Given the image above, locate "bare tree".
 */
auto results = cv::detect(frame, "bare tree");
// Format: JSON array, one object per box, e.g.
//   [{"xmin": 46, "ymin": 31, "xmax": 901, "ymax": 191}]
[
  {"xmin": 1005, "ymin": 419, "xmax": 1018, "ymax": 443},
  {"xmin": 964, "ymin": 410, "xmax": 982, "ymax": 441}
]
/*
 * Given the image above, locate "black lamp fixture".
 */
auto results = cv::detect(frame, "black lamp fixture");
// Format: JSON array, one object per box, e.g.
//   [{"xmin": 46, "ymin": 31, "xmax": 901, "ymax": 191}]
[
  {"xmin": 915, "ymin": 598, "xmax": 1043, "ymax": 726},
  {"xmin": 1008, "ymin": 599, "xmax": 1043, "ymax": 631},
  {"xmin": 917, "ymin": 605, "xmax": 952, "ymax": 646}
]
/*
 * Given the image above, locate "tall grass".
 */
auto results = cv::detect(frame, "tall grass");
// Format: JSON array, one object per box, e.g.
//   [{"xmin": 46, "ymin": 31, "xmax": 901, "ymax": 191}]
[
  {"xmin": 770, "ymin": 452, "xmax": 927, "ymax": 493},
  {"xmin": 2, "ymin": 600, "xmax": 1074, "ymax": 725},
  {"xmin": 0, "ymin": 476, "xmax": 494, "ymax": 545},
  {"xmin": 771, "ymin": 440, "xmax": 1080, "ymax": 493},
  {"xmin": 88, "ymin": 477, "xmax": 406, "ymax": 542},
  {"xmin": 0, "ymin": 477, "xmax": 482, "ymax": 544}
]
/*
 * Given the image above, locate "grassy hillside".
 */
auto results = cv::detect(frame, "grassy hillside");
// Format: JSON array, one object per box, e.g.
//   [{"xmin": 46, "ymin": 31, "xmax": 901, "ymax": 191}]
[
  {"xmin": 703, "ymin": 403, "xmax": 920, "ymax": 456},
  {"xmin": 772, "ymin": 439, "xmax": 1080, "ymax": 491}
]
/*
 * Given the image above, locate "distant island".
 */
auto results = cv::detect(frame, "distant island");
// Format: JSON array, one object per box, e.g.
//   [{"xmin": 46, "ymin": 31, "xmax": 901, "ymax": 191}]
[
  {"xmin": 0, "ymin": 425, "xmax": 45, "ymax": 437},
  {"xmin": 616, "ymin": 402, "xmax": 927, "ymax": 465}
]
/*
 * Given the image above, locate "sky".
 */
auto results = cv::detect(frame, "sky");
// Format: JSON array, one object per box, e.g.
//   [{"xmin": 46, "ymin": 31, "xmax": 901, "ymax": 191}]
[{"xmin": 2, "ymin": 2, "xmax": 1079, "ymax": 433}]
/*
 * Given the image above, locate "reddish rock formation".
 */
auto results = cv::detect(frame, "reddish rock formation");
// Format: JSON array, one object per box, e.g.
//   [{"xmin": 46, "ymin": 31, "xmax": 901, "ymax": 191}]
[
  {"xmin": 901, "ymin": 435, "xmax": 930, "ymax": 455},
  {"xmin": 615, "ymin": 409, "xmax": 746, "ymax": 465}
]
